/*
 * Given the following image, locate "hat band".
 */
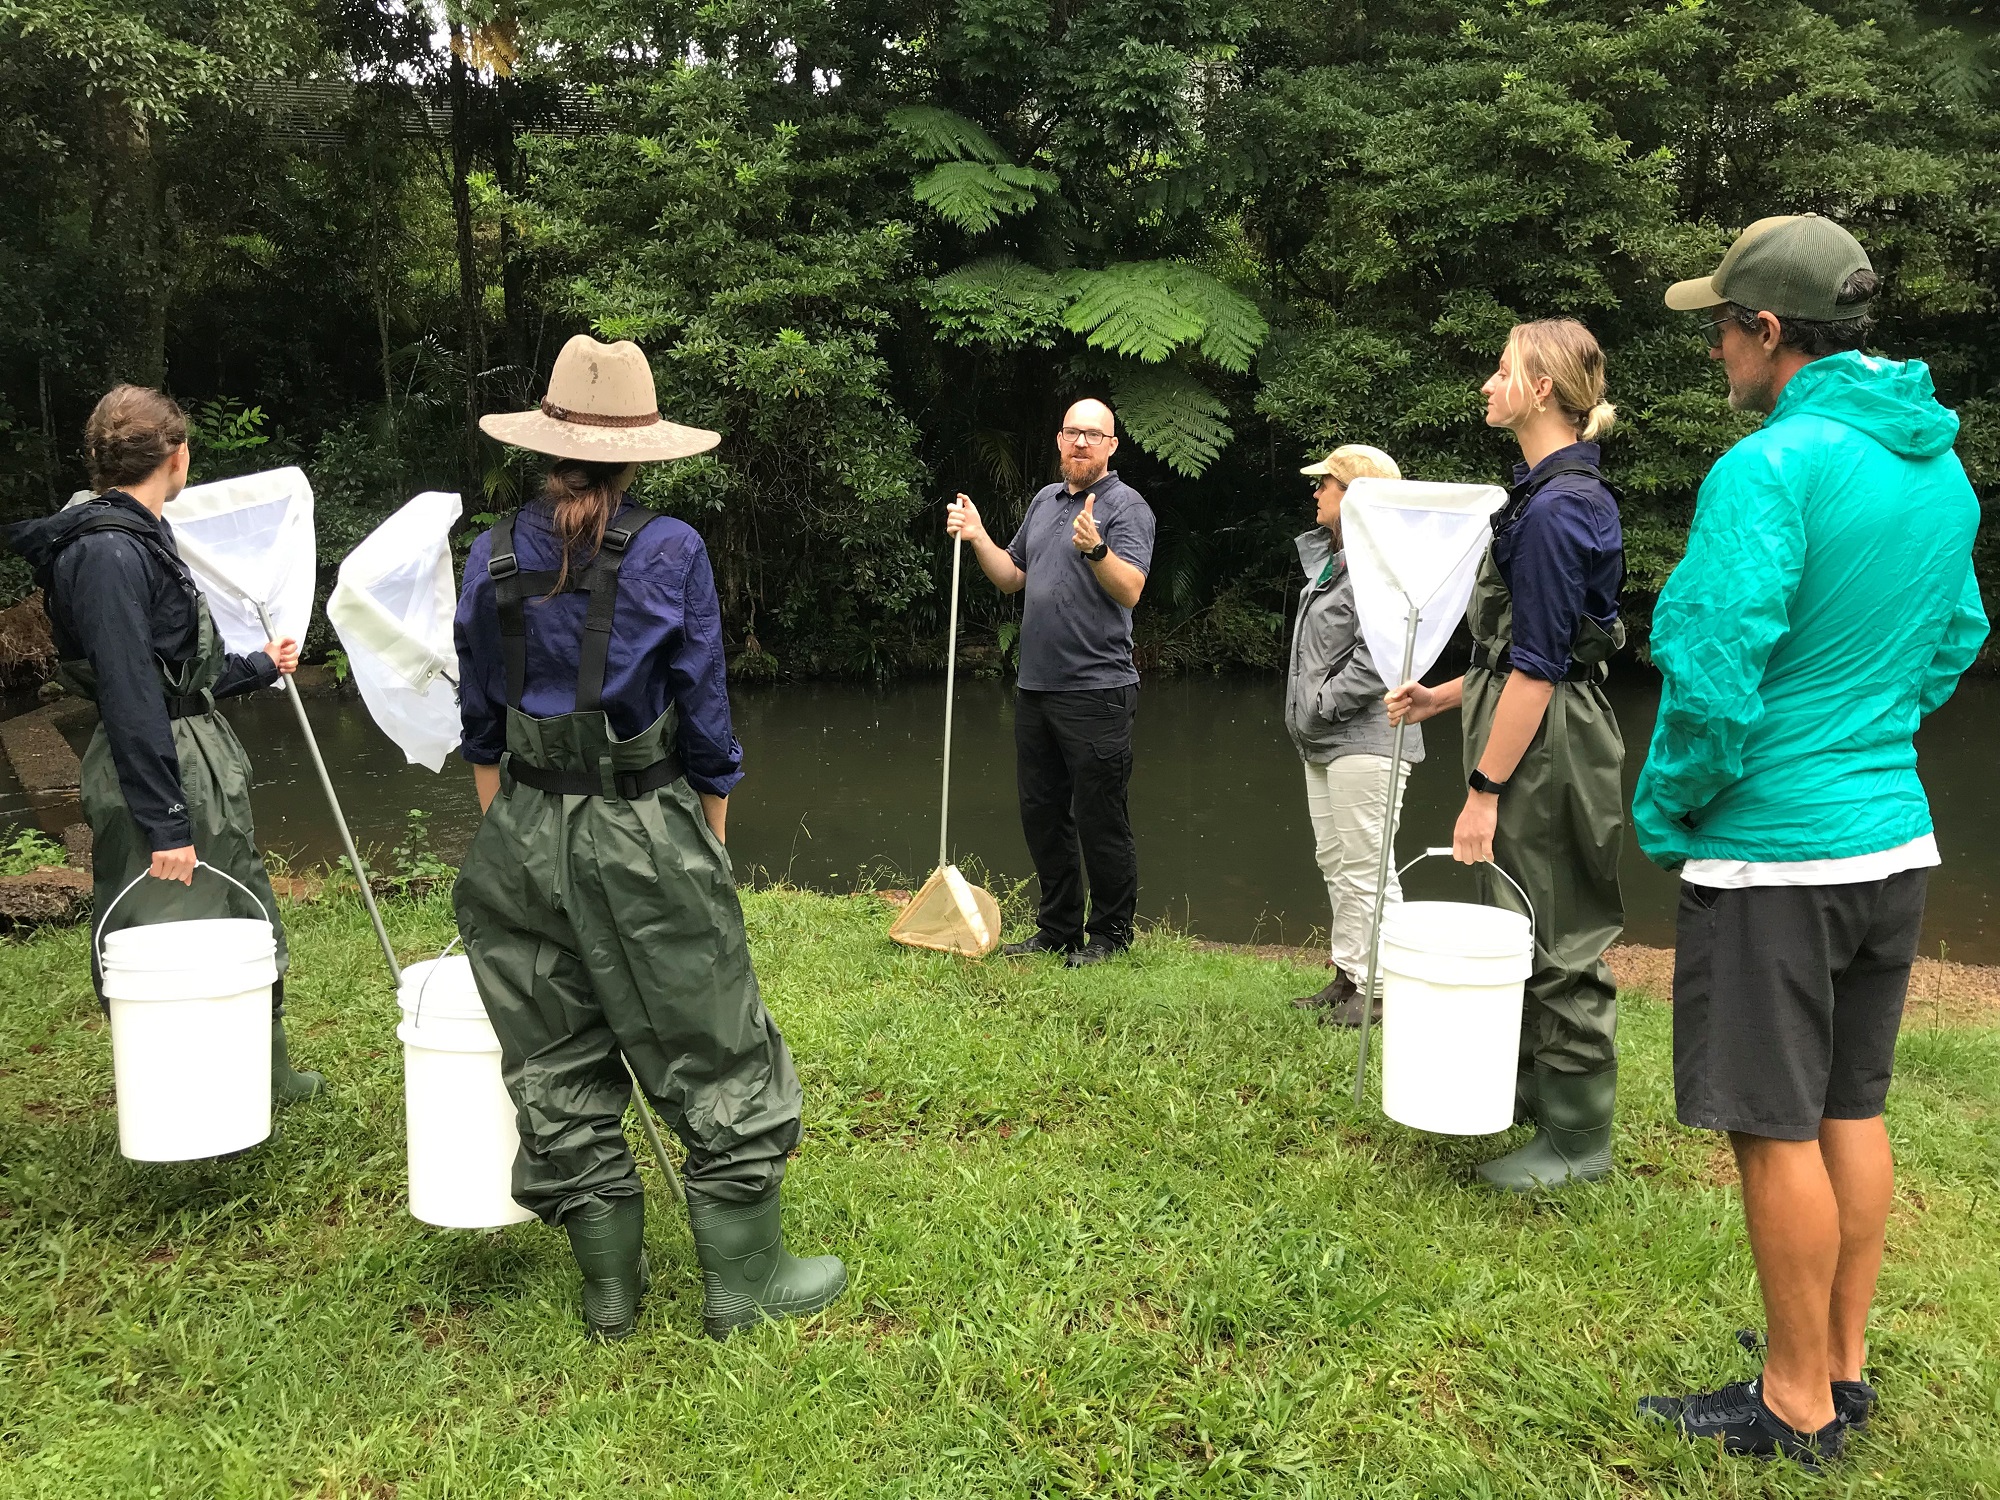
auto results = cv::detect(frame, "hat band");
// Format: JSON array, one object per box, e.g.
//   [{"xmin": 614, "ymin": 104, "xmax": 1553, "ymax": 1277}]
[{"xmin": 540, "ymin": 399, "xmax": 662, "ymax": 429}]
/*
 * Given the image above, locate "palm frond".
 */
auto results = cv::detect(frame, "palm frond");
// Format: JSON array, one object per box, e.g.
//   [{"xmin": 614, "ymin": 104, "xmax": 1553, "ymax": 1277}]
[{"xmin": 1062, "ymin": 262, "xmax": 1268, "ymax": 371}]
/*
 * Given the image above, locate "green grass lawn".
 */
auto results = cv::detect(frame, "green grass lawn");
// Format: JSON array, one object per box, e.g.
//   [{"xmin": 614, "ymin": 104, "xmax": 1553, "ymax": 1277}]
[{"xmin": 1, "ymin": 885, "xmax": 1996, "ymax": 1498}]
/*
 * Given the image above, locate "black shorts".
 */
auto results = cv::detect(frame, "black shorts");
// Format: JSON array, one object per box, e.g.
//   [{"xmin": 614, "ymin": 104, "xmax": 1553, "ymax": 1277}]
[{"xmin": 1671, "ymin": 870, "xmax": 1928, "ymax": 1141}]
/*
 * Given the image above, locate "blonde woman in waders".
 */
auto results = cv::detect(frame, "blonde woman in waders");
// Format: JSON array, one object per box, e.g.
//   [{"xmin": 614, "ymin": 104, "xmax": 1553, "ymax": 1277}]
[
  {"xmin": 3, "ymin": 386, "xmax": 321, "ymax": 1104},
  {"xmin": 1387, "ymin": 319, "xmax": 1626, "ymax": 1191},
  {"xmin": 453, "ymin": 335, "xmax": 844, "ymax": 1340}
]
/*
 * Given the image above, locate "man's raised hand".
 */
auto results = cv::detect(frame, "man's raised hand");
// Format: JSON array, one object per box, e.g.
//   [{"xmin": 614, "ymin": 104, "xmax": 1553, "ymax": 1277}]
[
  {"xmin": 262, "ymin": 637, "xmax": 300, "ymax": 674},
  {"xmin": 946, "ymin": 493, "xmax": 988, "ymax": 545},
  {"xmin": 1071, "ymin": 493, "xmax": 1102, "ymax": 554}
]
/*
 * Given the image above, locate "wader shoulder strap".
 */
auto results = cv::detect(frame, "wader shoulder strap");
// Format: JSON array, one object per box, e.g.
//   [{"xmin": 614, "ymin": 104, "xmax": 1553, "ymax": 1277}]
[{"xmin": 487, "ymin": 509, "xmax": 664, "ymax": 712}]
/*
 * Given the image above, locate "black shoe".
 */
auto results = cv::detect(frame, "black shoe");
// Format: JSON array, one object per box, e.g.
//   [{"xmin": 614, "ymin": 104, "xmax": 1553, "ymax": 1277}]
[
  {"xmin": 1003, "ymin": 934, "xmax": 1075, "ymax": 958},
  {"xmin": 1291, "ymin": 972, "xmax": 1353, "ymax": 1011},
  {"xmin": 1733, "ymin": 1327, "xmax": 1876, "ymax": 1431},
  {"xmin": 1065, "ymin": 940, "xmax": 1127, "ymax": 969},
  {"xmin": 1322, "ymin": 986, "xmax": 1381, "ymax": 1029},
  {"xmin": 1638, "ymin": 1378, "xmax": 1845, "ymax": 1469}
]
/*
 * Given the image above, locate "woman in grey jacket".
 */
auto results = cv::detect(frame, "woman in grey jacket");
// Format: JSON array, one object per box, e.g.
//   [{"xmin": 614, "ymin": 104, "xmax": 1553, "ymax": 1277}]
[{"xmin": 1285, "ymin": 445, "xmax": 1422, "ymax": 1023}]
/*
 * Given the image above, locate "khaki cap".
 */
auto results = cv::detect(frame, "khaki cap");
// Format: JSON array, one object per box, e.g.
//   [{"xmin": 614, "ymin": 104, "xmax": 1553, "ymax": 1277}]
[
  {"xmin": 479, "ymin": 335, "xmax": 721, "ymax": 463},
  {"xmin": 1301, "ymin": 443, "xmax": 1401, "ymax": 479},
  {"xmin": 1664, "ymin": 214, "xmax": 1874, "ymax": 321}
]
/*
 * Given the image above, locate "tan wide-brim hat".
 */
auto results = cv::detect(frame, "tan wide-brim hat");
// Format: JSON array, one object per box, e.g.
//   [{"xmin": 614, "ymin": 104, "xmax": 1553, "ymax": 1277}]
[{"xmin": 479, "ymin": 334, "xmax": 721, "ymax": 463}]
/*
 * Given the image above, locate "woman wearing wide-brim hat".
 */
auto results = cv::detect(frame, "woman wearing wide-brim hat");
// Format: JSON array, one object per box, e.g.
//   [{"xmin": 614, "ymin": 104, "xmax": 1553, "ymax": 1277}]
[{"xmin": 453, "ymin": 333, "xmax": 845, "ymax": 1340}]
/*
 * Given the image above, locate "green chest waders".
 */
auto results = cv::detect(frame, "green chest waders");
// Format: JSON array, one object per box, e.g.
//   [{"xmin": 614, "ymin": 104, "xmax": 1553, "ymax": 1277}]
[
  {"xmin": 68, "ymin": 587, "xmax": 290, "ymax": 1005},
  {"xmin": 452, "ymin": 511, "xmax": 803, "ymax": 1227},
  {"xmin": 1462, "ymin": 463, "xmax": 1627, "ymax": 1189},
  {"xmin": 1462, "ymin": 530, "xmax": 1626, "ymax": 1076}
]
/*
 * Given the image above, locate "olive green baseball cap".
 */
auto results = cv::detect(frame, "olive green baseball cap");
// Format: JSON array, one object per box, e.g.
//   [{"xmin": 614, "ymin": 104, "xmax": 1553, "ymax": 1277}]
[{"xmin": 1664, "ymin": 214, "xmax": 1874, "ymax": 321}]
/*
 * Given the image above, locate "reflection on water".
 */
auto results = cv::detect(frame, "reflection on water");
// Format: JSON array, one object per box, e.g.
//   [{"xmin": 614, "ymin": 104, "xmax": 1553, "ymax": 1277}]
[{"xmin": 6, "ymin": 671, "xmax": 1998, "ymax": 960}]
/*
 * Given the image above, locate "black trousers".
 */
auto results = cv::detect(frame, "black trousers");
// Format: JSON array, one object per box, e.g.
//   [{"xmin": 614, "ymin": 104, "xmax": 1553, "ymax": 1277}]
[{"xmin": 1014, "ymin": 685, "xmax": 1139, "ymax": 949}]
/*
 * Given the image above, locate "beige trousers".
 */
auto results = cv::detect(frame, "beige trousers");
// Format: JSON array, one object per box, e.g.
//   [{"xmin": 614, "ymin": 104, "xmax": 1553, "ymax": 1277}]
[{"xmin": 1302, "ymin": 753, "xmax": 1407, "ymax": 989}]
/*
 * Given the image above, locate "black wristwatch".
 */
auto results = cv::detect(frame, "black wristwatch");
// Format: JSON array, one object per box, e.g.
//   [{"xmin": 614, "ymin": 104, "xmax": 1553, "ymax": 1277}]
[
  {"xmin": 1468, "ymin": 768, "xmax": 1509, "ymax": 795},
  {"xmin": 1084, "ymin": 541, "xmax": 1110, "ymax": 562}
]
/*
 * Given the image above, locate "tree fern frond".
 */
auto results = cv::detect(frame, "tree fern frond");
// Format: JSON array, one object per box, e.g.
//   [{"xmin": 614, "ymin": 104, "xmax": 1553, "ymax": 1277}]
[
  {"xmin": 1063, "ymin": 264, "xmax": 1203, "ymax": 363},
  {"xmin": 924, "ymin": 257, "xmax": 1070, "ymax": 348},
  {"xmin": 1167, "ymin": 267, "xmax": 1269, "ymax": 374},
  {"xmin": 912, "ymin": 162, "xmax": 1058, "ymax": 233},
  {"xmin": 1109, "ymin": 363, "xmax": 1234, "ymax": 477},
  {"xmin": 1062, "ymin": 262, "xmax": 1268, "ymax": 370},
  {"xmin": 885, "ymin": 105, "xmax": 1008, "ymax": 164}
]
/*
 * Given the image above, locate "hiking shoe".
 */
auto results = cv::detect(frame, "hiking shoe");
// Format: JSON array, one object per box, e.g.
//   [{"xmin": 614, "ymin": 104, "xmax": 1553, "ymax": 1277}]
[
  {"xmin": 1638, "ymin": 1378, "xmax": 1845, "ymax": 1469},
  {"xmin": 1065, "ymin": 940, "xmax": 1127, "ymax": 969},
  {"xmin": 1833, "ymin": 1380, "xmax": 1877, "ymax": 1431},
  {"xmin": 1003, "ymin": 934, "xmax": 1074, "ymax": 958},
  {"xmin": 1731, "ymin": 1328, "xmax": 1877, "ymax": 1432},
  {"xmin": 1291, "ymin": 972, "xmax": 1354, "ymax": 1011},
  {"xmin": 1321, "ymin": 986, "xmax": 1381, "ymax": 1029}
]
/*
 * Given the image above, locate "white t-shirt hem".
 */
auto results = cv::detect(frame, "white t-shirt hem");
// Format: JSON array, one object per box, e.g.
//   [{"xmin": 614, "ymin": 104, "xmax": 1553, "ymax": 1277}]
[{"xmin": 1682, "ymin": 833, "xmax": 1940, "ymax": 890}]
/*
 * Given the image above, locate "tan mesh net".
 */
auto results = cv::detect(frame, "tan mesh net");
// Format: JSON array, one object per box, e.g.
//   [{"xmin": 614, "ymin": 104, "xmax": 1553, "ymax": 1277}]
[{"xmin": 889, "ymin": 864, "xmax": 1001, "ymax": 957}]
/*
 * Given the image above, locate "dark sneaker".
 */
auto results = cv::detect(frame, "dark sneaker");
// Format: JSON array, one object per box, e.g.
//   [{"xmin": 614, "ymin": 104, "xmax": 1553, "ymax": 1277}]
[
  {"xmin": 1832, "ymin": 1380, "xmax": 1877, "ymax": 1431},
  {"xmin": 1321, "ymin": 987, "xmax": 1382, "ymax": 1029},
  {"xmin": 1065, "ymin": 940, "xmax": 1127, "ymax": 969},
  {"xmin": 1638, "ymin": 1378, "xmax": 1845, "ymax": 1469},
  {"xmin": 1291, "ymin": 973, "xmax": 1353, "ymax": 1011},
  {"xmin": 1003, "ymin": 934, "xmax": 1074, "ymax": 958},
  {"xmin": 1734, "ymin": 1328, "xmax": 1876, "ymax": 1432}
]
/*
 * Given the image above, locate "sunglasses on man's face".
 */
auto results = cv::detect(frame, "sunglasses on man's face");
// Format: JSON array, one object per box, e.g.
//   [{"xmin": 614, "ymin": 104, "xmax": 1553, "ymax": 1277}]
[{"xmin": 1699, "ymin": 314, "xmax": 1732, "ymax": 350}]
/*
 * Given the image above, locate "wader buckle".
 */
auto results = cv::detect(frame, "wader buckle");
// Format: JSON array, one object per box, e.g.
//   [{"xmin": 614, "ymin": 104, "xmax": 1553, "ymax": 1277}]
[{"xmin": 488, "ymin": 551, "xmax": 520, "ymax": 581}]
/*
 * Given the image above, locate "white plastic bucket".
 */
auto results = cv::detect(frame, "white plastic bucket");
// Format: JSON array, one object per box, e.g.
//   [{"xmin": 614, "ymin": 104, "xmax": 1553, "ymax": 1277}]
[
  {"xmin": 397, "ymin": 953, "xmax": 534, "ymax": 1229},
  {"xmin": 1378, "ymin": 855, "xmax": 1535, "ymax": 1137},
  {"xmin": 97, "ymin": 865, "xmax": 277, "ymax": 1161}
]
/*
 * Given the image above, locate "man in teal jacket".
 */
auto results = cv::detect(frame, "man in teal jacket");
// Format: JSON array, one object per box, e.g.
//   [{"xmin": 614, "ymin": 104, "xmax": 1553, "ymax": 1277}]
[{"xmin": 1633, "ymin": 215, "xmax": 1985, "ymax": 1468}]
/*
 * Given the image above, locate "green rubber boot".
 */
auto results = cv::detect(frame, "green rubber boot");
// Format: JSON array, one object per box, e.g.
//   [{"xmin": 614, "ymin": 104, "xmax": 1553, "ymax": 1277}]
[
  {"xmin": 1477, "ymin": 1065, "xmax": 1615, "ymax": 1192},
  {"xmin": 685, "ymin": 1186, "xmax": 847, "ymax": 1340},
  {"xmin": 565, "ymin": 1195, "xmax": 650, "ymax": 1341},
  {"xmin": 271, "ymin": 1019, "xmax": 325, "ymax": 1104}
]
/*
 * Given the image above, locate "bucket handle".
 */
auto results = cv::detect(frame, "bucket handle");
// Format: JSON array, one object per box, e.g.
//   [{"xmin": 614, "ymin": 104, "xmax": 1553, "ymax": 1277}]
[
  {"xmin": 1400, "ymin": 847, "xmax": 1537, "ymax": 938},
  {"xmin": 410, "ymin": 934, "xmax": 464, "ymax": 1028},
  {"xmin": 94, "ymin": 859, "xmax": 277, "ymax": 974}
]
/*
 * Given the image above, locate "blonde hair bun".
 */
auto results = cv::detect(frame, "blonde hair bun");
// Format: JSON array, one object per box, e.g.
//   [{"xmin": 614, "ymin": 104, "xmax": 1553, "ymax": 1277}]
[{"xmin": 1582, "ymin": 401, "xmax": 1617, "ymax": 441}]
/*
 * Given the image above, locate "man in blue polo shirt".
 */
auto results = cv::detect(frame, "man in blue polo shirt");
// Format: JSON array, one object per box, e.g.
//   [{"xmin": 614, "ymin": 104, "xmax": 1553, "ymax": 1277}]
[{"xmin": 947, "ymin": 398, "xmax": 1157, "ymax": 967}]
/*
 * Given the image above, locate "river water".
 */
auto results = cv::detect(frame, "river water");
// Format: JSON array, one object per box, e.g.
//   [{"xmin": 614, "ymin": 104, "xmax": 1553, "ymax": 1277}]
[{"xmin": 6, "ymin": 672, "xmax": 1999, "ymax": 960}]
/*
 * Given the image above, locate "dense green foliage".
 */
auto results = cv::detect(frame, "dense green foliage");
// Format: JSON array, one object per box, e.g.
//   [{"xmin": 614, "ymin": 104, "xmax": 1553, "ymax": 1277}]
[
  {"xmin": 2, "ymin": 885, "xmax": 1996, "ymax": 1494},
  {"xmin": 2, "ymin": 1, "xmax": 1996, "ymax": 671}
]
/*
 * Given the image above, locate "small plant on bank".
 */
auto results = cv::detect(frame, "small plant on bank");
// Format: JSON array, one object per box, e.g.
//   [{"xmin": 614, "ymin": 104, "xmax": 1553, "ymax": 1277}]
[
  {"xmin": 0, "ymin": 827, "xmax": 66, "ymax": 876},
  {"xmin": 386, "ymin": 808, "xmax": 455, "ymax": 894}
]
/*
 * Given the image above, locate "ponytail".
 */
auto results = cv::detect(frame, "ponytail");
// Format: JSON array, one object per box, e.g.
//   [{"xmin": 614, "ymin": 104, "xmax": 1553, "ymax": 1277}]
[
  {"xmin": 1506, "ymin": 319, "xmax": 1615, "ymax": 443},
  {"xmin": 542, "ymin": 459, "xmax": 626, "ymax": 594}
]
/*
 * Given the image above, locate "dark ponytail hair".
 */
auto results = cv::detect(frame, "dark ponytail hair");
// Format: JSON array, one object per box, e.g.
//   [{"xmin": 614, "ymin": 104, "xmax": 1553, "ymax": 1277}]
[{"xmin": 543, "ymin": 459, "xmax": 628, "ymax": 593}]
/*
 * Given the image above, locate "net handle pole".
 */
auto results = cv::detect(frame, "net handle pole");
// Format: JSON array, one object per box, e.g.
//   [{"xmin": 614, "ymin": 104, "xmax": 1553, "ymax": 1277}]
[
  {"xmin": 624, "ymin": 1058, "xmax": 684, "ymax": 1201},
  {"xmin": 254, "ymin": 601, "xmax": 401, "ymax": 985},
  {"xmin": 939, "ymin": 534, "xmax": 963, "ymax": 870},
  {"xmin": 1354, "ymin": 598, "xmax": 1420, "ymax": 1109}
]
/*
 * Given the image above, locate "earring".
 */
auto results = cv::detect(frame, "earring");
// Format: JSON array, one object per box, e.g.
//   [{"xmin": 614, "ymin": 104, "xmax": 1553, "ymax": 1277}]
[{"xmin": 1534, "ymin": 401, "xmax": 1545, "ymax": 413}]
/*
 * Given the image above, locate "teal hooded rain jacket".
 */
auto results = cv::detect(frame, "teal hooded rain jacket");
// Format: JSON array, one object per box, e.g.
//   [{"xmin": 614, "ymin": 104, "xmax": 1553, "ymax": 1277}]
[{"xmin": 1634, "ymin": 351, "xmax": 1987, "ymax": 868}]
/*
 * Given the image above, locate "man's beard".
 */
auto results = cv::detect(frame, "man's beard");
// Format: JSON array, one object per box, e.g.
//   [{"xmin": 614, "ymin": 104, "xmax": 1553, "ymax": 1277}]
[
  {"xmin": 1061, "ymin": 453, "xmax": 1107, "ymax": 487},
  {"xmin": 1726, "ymin": 370, "xmax": 1778, "ymax": 415}
]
